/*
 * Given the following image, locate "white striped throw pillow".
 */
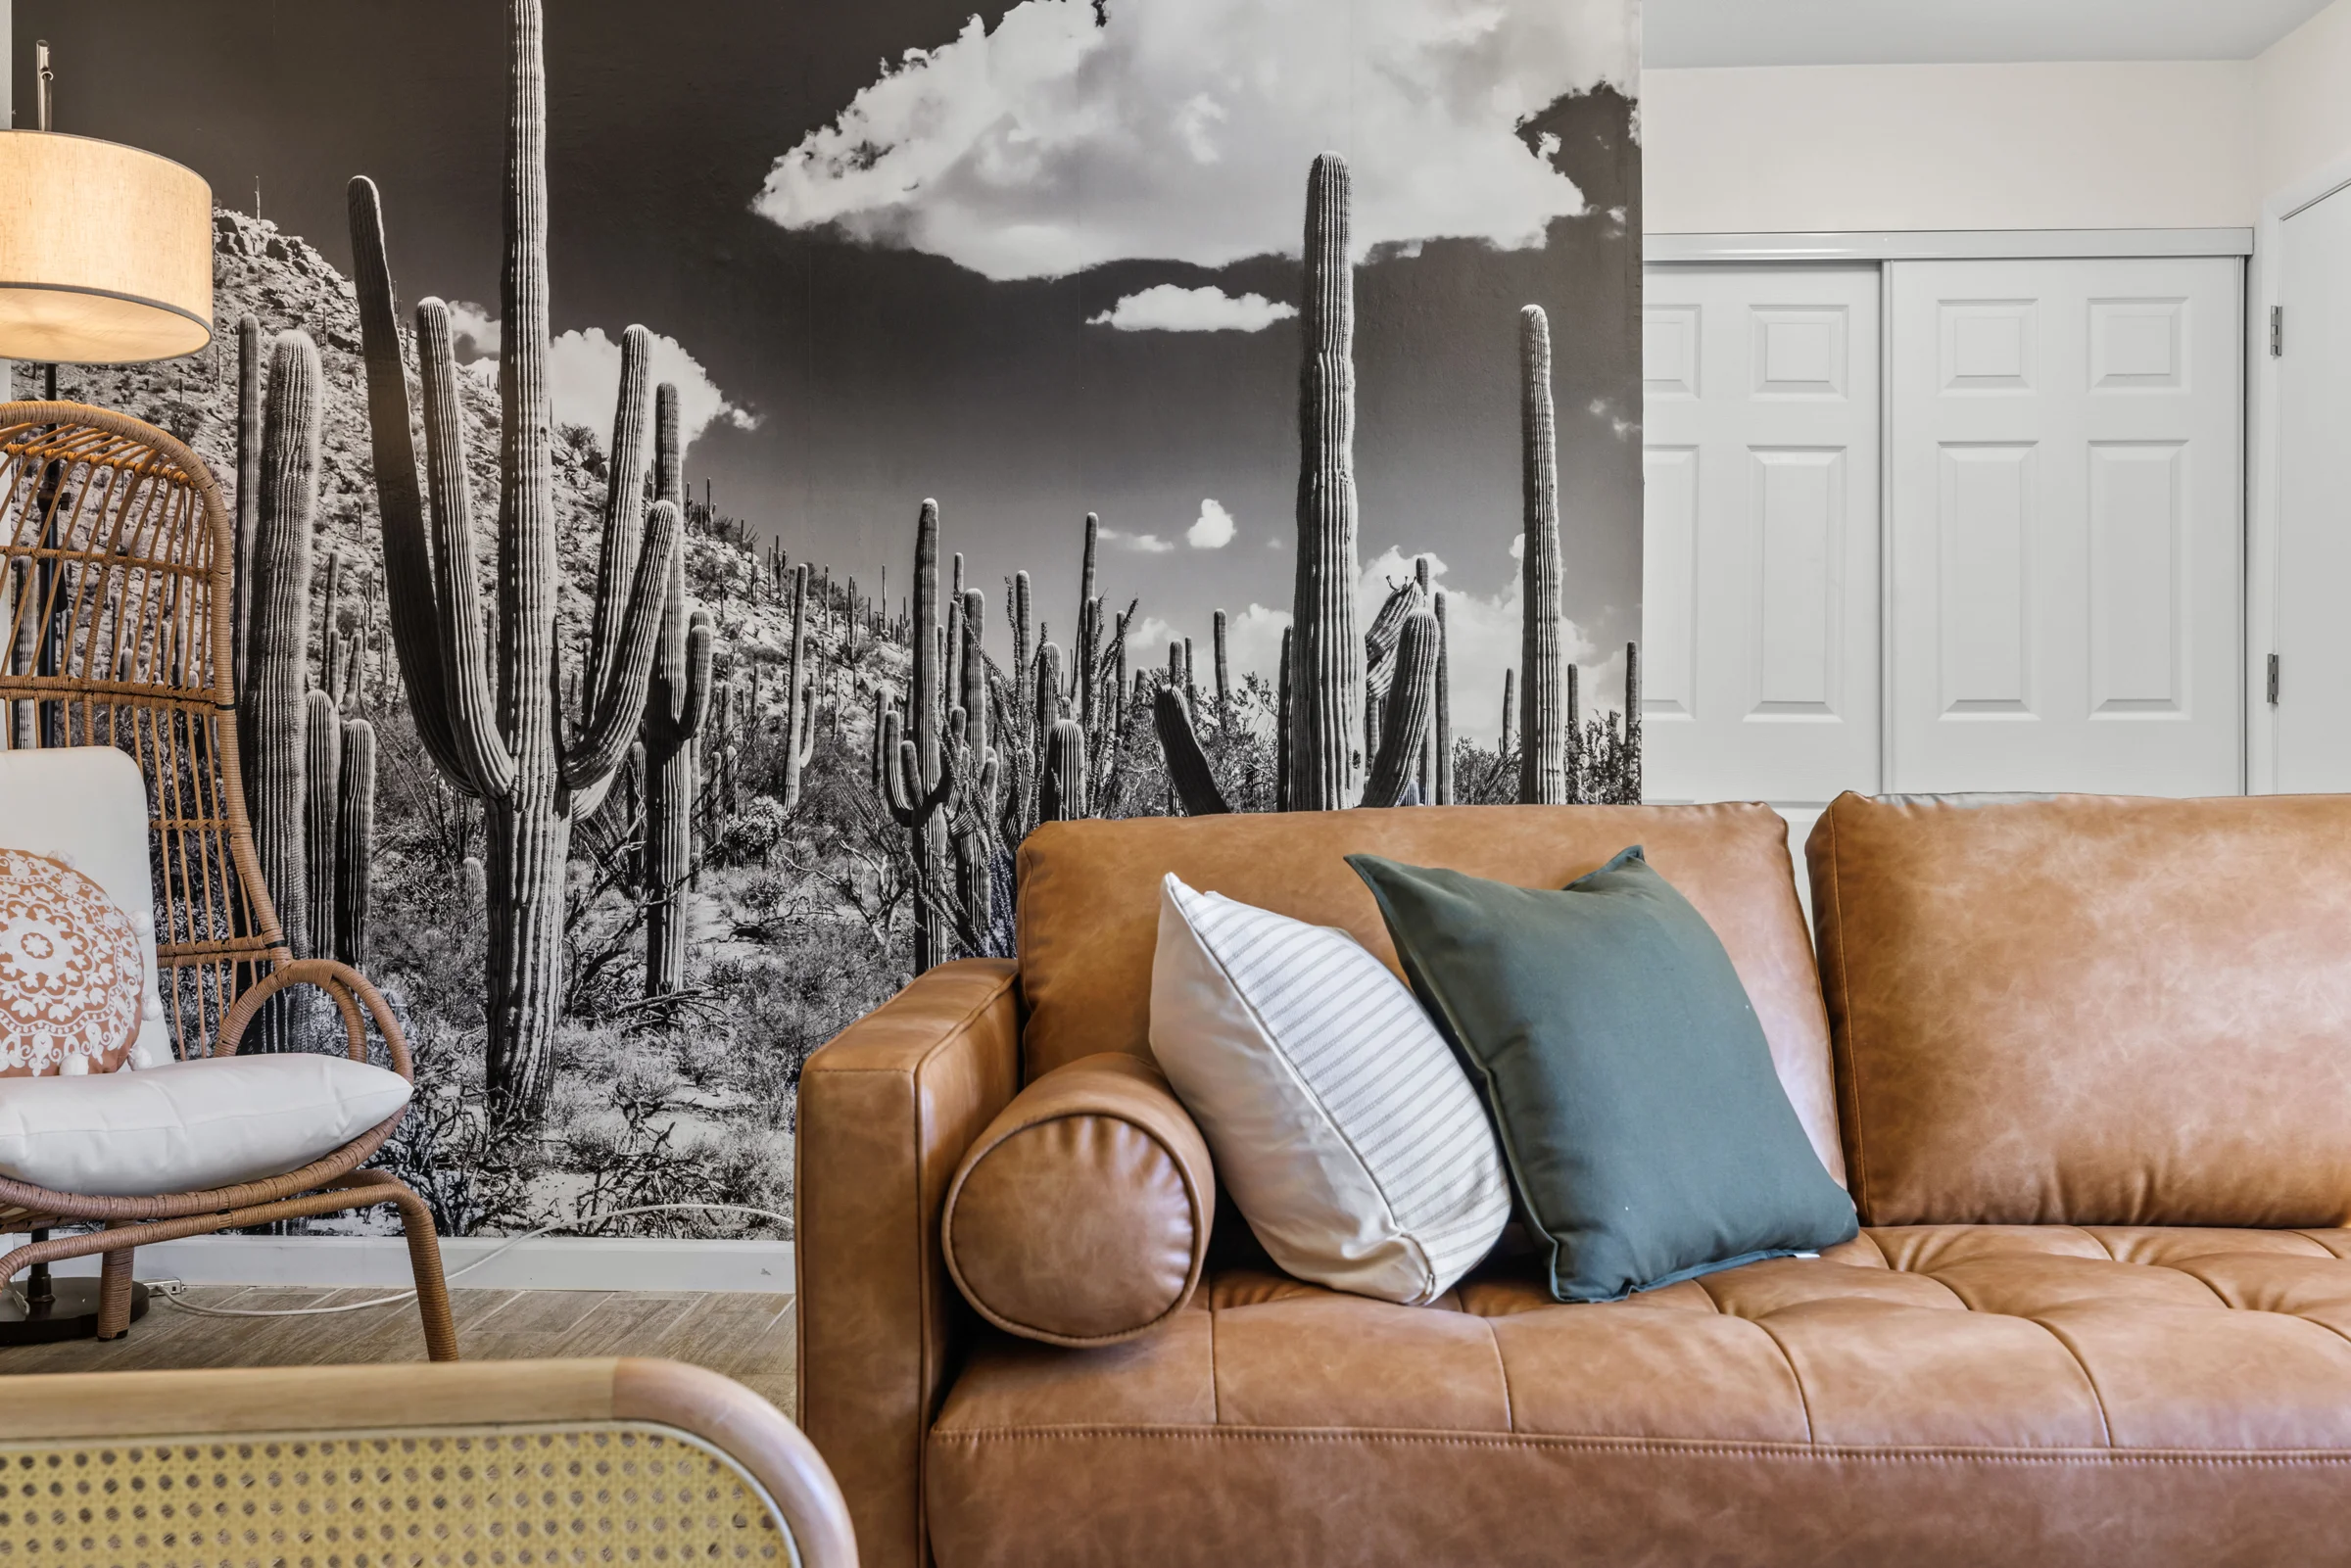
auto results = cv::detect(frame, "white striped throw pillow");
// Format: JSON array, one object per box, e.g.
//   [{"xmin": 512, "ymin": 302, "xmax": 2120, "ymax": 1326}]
[{"xmin": 1147, "ymin": 873, "xmax": 1511, "ymax": 1305}]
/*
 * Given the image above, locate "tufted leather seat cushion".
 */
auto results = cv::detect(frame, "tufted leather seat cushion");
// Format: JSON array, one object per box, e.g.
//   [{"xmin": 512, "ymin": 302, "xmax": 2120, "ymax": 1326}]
[{"xmin": 927, "ymin": 1226, "xmax": 2351, "ymax": 1567}]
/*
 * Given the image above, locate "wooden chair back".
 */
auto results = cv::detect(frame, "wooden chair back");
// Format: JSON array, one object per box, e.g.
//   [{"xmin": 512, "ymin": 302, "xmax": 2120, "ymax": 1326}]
[{"xmin": 0, "ymin": 402, "xmax": 287, "ymax": 1059}]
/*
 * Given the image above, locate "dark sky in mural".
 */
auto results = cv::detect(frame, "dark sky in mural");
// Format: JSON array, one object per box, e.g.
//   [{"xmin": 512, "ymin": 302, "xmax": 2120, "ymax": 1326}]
[{"xmin": 18, "ymin": 0, "xmax": 1640, "ymax": 734}]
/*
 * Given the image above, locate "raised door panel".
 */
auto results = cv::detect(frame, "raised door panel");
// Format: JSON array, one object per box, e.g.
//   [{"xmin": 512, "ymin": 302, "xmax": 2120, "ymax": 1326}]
[
  {"xmin": 1641, "ymin": 446, "xmax": 1699, "ymax": 720},
  {"xmin": 1751, "ymin": 448, "xmax": 1844, "ymax": 716},
  {"xmin": 2087, "ymin": 442, "xmax": 2185, "ymax": 715},
  {"xmin": 1936, "ymin": 444, "xmax": 2035, "ymax": 716}
]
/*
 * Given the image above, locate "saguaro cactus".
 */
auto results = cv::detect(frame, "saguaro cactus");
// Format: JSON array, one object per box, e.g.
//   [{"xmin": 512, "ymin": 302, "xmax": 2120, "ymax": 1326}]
[
  {"xmin": 947, "ymin": 586, "xmax": 1005, "ymax": 953},
  {"xmin": 1433, "ymin": 589, "xmax": 1453, "ymax": 805},
  {"xmin": 1040, "ymin": 718, "xmax": 1088, "ymax": 822},
  {"xmin": 777, "ymin": 562, "xmax": 818, "ymax": 811},
  {"xmin": 1500, "ymin": 668, "xmax": 1516, "ymax": 755},
  {"xmin": 243, "ymin": 330, "xmax": 321, "ymax": 992},
  {"xmin": 304, "ymin": 689, "xmax": 340, "ymax": 965},
  {"xmin": 1362, "ymin": 609, "xmax": 1440, "ymax": 810},
  {"xmin": 1565, "ymin": 664, "xmax": 1583, "ymax": 801},
  {"xmin": 1212, "ymin": 609, "xmax": 1231, "ymax": 723},
  {"xmin": 1363, "ymin": 579, "xmax": 1420, "ymax": 766},
  {"xmin": 1623, "ymin": 641, "xmax": 1643, "ymax": 803},
  {"xmin": 1287, "ymin": 153, "xmax": 1365, "ymax": 811},
  {"xmin": 335, "ymin": 717, "xmax": 376, "ymax": 968},
  {"xmin": 1154, "ymin": 684, "xmax": 1230, "ymax": 817},
  {"xmin": 1518, "ymin": 305, "xmax": 1568, "ymax": 804},
  {"xmin": 346, "ymin": 0, "xmax": 679, "ymax": 1123},
  {"xmin": 1076, "ymin": 514, "xmax": 1101, "ymax": 726},
  {"xmin": 231, "ymin": 315, "xmax": 264, "ymax": 702},
  {"xmin": 641, "ymin": 384, "xmax": 715, "ymax": 998},
  {"xmin": 1275, "ymin": 627, "xmax": 1293, "ymax": 813},
  {"xmin": 882, "ymin": 499, "xmax": 961, "ymax": 971}
]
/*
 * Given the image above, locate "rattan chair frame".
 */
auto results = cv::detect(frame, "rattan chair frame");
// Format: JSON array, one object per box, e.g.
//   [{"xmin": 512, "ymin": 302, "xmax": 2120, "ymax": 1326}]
[{"xmin": 0, "ymin": 401, "xmax": 454, "ymax": 1359}]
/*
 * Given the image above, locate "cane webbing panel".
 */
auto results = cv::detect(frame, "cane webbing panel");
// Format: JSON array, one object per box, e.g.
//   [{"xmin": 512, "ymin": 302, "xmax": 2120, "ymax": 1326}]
[{"xmin": 0, "ymin": 1422, "xmax": 794, "ymax": 1567}]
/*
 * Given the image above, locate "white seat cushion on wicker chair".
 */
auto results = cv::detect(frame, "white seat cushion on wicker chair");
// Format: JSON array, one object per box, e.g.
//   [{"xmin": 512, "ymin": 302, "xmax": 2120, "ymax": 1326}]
[
  {"xmin": 0, "ymin": 1053, "xmax": 411, "ymax": 1196},
  {"xmin": 0, "ymin": 747, "xmax": 172, "ymax": 1070}
]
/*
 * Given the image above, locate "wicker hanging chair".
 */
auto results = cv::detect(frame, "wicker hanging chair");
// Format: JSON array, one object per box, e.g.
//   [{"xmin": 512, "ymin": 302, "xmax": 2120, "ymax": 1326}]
[{"xmin": 0, "ymin": 401, "xmax": 455, "ymax": 1358}]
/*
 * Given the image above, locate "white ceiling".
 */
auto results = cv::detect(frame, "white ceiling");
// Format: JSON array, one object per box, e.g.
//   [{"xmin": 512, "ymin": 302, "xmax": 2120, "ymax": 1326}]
[{"xmin": 1645, "ymin": 0, "xmax": 2333, "ymax": 69}]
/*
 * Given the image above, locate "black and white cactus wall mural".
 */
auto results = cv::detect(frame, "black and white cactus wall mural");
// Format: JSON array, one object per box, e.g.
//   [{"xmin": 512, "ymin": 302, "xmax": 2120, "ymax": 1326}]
[{"xmin": 27, "ymin": 0, "xmax": 1643, "ymax": 1237}]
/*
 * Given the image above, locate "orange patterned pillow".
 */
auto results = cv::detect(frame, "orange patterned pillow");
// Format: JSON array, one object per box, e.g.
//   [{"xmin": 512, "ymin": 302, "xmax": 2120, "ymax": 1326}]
[{"xmin": 0, "ymin": 849, "xmax": 145, "ymax": 1075}]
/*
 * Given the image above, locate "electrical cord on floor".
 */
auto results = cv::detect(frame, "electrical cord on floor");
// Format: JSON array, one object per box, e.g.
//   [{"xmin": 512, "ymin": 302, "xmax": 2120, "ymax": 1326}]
[{"xmin": 159, "ymin": 1203, "xmax": 793, "ymax": 1318}]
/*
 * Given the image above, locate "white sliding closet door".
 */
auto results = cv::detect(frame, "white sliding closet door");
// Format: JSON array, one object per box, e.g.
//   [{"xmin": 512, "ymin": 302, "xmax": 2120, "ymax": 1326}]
[
  {"xmin": 1885, "ymin": 258, "xmax": 2242, "ymax": 796},
  {"xmin": 1642, "ymin": 265, "xmax": 1882, "ymax": 817},
  {"xmin": 2274, "ymin": 187, "xmax": 2351, "ymax": 792}
]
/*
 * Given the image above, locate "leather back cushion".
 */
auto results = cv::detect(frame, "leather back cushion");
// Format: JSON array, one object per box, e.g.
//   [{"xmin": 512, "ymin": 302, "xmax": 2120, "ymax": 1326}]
[
  {"xmin": 1808, "ymin": 791, "xmax": 2351, "ymax": 1227},
  {"xmin": 1017, "ymin": 803, "xmax": 1845, "ymax": 1186}
]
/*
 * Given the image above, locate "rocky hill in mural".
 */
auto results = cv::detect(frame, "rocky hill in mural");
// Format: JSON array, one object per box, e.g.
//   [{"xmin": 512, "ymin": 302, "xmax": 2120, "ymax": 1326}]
[{"xmin": 70, "ymin": 208, "xmax": 909, "ymax": 1241}]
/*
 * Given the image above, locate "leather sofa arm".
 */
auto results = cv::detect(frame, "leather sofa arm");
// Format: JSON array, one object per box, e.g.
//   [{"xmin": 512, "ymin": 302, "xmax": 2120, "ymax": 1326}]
[{"xmin": 795, "ymin": 957, "xmax": 1022, "ymax": 1568}]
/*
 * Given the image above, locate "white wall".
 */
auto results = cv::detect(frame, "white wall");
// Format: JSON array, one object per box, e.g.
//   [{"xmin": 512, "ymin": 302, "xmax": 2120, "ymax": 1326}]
[
  {"xmin": 2256, "ymin": 0, "xmax": 2351, "ymax": 198},
  {"xmin": 1645, "ymin": 2, "xmax": 2351, "ymax": 235},
  {"xmin": 1643, "ymin": 62, "xmax": 2256, "ymax": 233}
]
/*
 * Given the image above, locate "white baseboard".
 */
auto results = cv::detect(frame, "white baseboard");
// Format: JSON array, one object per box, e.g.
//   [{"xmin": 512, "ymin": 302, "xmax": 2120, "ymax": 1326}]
[{"xmin": 2, "ymin": 1234, "xmax": 795, "ymax": 1294}]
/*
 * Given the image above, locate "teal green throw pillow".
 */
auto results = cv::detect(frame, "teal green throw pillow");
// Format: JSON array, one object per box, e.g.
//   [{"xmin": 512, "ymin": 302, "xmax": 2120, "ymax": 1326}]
[{"xmin": 1348, "ymin": 847, "xmax": 1856, "ymax": 1303}]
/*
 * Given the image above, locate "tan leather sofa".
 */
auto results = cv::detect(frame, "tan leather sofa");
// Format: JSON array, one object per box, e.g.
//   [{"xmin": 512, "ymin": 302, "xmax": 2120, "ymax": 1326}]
[{"xmin": 798, "ymin": 794, "xmax": 2351, "ymax": 1567}]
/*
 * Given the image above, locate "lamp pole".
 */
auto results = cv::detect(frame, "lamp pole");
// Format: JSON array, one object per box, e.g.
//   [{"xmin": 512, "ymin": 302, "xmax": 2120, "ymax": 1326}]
[{"xmin": 35, "ymin": 42, "xmax": 55, "ymax": 404}]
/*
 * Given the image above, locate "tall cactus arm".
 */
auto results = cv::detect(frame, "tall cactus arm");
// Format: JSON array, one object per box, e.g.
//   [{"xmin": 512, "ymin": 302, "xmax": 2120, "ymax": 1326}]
[
  {"xmin": 1154, "ymin": 685, "xmax": 1231, "ymax": 817},
  {"xmin": 584, "ymin": 324, "xmax": 654, "ymax": 710},
  {"xmin": 414, "ymin": 298, "xmax": 517, "ymax": 799},
  {"xmin": 1362, "ymin": 609, "xmax": 1439, "ymax": 809},
  {"xmin": 893, "ymin": 732, "xmax": 960, "ymax": 829},
  {"xmin": 881, "ymin": 705, "xmax": 914, "ymax": 819},
  {"xmin": 679, "ymin": 607, "xmax": 716, "ymax": 740},
  {"xmin": 561, "ymin": 498, "xmax": 682, "ymax": 795},
  {"xmin": 346, "ymin": 175, "xmax": 471, "ymax": 789}
]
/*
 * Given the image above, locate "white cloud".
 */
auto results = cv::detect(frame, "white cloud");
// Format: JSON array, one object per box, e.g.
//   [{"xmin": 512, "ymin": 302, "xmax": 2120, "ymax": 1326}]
[
  {"xmin": 1187, "ymin": 499, "xmax": 1237, "ymax": 549},
  {"xmin": 1220, "ymin": 602, "xmax": 1291, "ymax": 687},
  {"xmin": 1089, "ymin": 285, "xmax": 1297, "ymax": 333},
  {"xmin": 1100, "ymin": 525, "xmax": 1175, "ymax": 553},
  {"xmin": 1124, "ymin": 614, "xmax": 1182, "ymax": 675},
  {"xmin": 445, "ymin": 307, "xmax": 757, "ymax": 455},
  {"xmin": 447, "ymin": 300, "xmax": 501, "ymax": 359},
  {"xmin": 754, "ymin": 0, "xmax": 1637, "ymax": 281},
  {"xmin": 549, "ymin": 328, "xmax": 759, "ymax": 453}
]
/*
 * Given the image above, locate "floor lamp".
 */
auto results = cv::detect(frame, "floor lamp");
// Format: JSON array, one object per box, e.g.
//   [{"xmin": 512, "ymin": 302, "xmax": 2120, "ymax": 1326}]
[{"xmin": 0, "ymin": 45, "xmax": 214, "ymax": 1342}]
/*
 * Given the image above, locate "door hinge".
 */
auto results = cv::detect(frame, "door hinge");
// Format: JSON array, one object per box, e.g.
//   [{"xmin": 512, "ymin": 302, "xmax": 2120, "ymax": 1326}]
[
  {"xmin": 2267, "ymin": 653, "xmax": 2281, "ymax": 706},
  {"xmin": 2271, "ymin": 306, "xmax": 2284, "ymax": 357}
]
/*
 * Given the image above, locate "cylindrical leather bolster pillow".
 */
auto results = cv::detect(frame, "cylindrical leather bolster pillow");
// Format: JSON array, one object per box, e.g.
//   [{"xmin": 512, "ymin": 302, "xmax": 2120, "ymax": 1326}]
[{"xmin": 942, "ymin": 1052, "xmax": 1214, "ymax": 1348}]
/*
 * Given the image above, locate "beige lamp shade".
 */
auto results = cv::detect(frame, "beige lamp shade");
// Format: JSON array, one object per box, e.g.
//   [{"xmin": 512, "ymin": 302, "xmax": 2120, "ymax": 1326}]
[{"xmin": 0, "ymin": 131, "xmax": 213, "ymax": 364}]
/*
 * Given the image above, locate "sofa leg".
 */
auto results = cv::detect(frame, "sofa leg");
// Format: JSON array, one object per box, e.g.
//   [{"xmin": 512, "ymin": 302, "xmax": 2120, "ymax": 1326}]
[{"xmin": 95, "ymin": 1244, "xmax": 135, "ymax": 1340}]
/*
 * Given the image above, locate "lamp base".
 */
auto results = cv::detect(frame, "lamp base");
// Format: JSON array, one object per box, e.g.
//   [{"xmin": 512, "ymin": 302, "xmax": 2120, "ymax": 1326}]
[{"xmin": 0, "ymin": 1279, "xmax": 151, "ymax": 1345}]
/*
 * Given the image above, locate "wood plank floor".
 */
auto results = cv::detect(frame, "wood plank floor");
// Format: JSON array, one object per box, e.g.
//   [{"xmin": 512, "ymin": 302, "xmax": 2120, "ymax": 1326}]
[{"xmin": 0, "ymin": 1286, "xmax": 797, "ymax": 1409}]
